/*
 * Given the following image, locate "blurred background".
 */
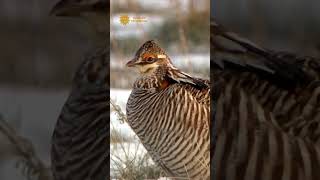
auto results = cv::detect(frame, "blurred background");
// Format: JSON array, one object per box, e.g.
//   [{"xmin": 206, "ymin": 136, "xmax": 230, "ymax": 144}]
[
  {"xmin": 1, "ymin": 0, "xmax": 319, "ymax": 179},
  {"xmin": 110, "ymin": 0, "xmax": 210, "ymax": 89},
  {"xmin": 110, "ymin": 0, "xmax": 210, "ymax": 179},
  {"xmin": 212, "ymin": 0, "xmax": 320, "ymax": 57},
  {"xmin": 0, "ymin": 0, "xmax": 102, "ymax": 180}
]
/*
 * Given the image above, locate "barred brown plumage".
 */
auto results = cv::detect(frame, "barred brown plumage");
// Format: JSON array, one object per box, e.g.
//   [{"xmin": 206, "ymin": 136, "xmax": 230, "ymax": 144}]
[
  {"xmin": 51, "ymin": 47, "xmax": 108, "ymax": 180},
  {"xmin": 126, "ymin": 40, "xmax": 210, "ymax": 179},
  {"xmin": 212, "ymin": 19, "xmax": 320, "ymax": 180},
  {"xmin": 50, "ymin": 1, "xmax": 109, "ymax": 180}
]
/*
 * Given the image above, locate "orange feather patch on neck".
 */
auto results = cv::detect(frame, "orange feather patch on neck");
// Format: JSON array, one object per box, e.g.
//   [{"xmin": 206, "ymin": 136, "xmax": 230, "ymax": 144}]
[{"xmin": 159, "ymin": 79, "xmax": 170, "ymax": 90}]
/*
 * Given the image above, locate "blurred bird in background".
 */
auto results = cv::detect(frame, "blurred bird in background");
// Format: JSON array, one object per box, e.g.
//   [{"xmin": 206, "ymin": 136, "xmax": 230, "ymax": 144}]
[
  {"xmin": 126, "ymin": 40, "xmax": 210, "ymax": 179},
  {"xmin": 50, "ymin": 0, "xmax": 108, "ymax": 47},
  {"xmin": 212, "ymin": 19, "xmax": 320, "ymax": 180},
  {"xmin": 50, "ymin": 1, "xmax": 109, "ymax": 180}
]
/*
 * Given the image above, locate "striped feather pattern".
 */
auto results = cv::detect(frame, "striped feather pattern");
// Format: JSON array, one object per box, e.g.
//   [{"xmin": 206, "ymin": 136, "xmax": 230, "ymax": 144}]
[
  {"xmin": 213, "ymin": 82, "xmax": 320, "ymax": 180},
  {"xmin": 51, "ymin": 47, "xmax": 108, "ymax": 180},
  {"xmin": 127, "ymin": 83, "xmax": 210, "ymax": 179},
  {"xmin": 126, "ymin": 40, "xmax": 210, "ymax": 179},
  {"xmin": 212, "ymin": 20, "xmax": 320, "ymax": 180}
]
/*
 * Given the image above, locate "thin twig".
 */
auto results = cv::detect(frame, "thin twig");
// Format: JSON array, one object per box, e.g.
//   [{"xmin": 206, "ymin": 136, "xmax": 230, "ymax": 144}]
[{"xmin": 0, "ymin": 115, "xmax": 52, "ymax": 180}]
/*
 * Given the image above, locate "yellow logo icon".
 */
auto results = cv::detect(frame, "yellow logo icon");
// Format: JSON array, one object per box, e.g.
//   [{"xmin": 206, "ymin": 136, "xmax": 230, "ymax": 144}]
[{"xmin": 119, "ymin": 15, "xmax": 130, "ymax": 25}]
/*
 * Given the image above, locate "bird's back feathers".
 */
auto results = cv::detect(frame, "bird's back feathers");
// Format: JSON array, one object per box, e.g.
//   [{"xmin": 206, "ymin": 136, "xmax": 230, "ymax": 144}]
[
  {"xmin": 211, "ymin": 20, "xmax": 320, "ymax": 89},
  {"xmin": 212, "ymin": 19, "xmax": 320, "ymax": 180}
]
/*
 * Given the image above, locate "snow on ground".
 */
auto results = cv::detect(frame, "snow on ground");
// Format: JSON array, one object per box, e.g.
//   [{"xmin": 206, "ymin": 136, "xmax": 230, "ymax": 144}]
[
  {"xmin": 110, "ymin": 142, "xmax": 150, "ymax": 165},
  {"xmin": 110, "ymin": 89, "xmax": 154, "ymax": 178},
  {"xmin": 110, "ymin": 88, "xmax": 135, "ymax": 137}
]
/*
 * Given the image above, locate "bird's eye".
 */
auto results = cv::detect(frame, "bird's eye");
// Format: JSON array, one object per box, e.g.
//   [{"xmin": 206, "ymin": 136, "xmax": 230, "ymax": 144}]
[{"xmin": 146, "ymin": 57, "xmax": 154, "ymax": 62}]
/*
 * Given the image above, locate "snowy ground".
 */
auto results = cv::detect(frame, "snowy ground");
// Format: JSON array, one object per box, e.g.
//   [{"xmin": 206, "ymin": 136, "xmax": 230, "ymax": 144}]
[
  {"xmin": 0, "ymin": 86, "xmax": 182, "ymax": 179},
  {"xmin": 110, "ymin": 89, "xmax": 179, "ymax": 179},
  {"xmin": 110, "ymin": 89, "xmax": 158, "ymax": 179},
  {"xmin": 110, "ymin": 88, "xmax": 134, "ymax": 137}
]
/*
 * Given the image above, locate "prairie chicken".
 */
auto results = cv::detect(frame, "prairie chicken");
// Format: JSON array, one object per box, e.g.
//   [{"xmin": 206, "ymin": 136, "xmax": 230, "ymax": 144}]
[
  {"xmin": 51, "ymin": 48, "xmax": 108, "ymax": 180},
  {"xmin": 50, "ymin": 1, "xmax": 109, "ymax": 180},
  {"xmin": 212, "ymin": 20, "xmax": 320, "ymax": 180},
  {"xmin": 126, "ymin": 40, "xmax": 210, "ymax": 179}
]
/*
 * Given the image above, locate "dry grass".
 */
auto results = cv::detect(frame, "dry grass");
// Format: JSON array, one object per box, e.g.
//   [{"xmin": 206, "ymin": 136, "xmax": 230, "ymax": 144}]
[
  {"xmin": 110, "ymin": 100, "xmax": 203, "ymax": 180},
  {"xmin": 110, "ymin": 99, "xmax": 163, "ymax": 180},
  {"xmin": 110, "ymin": 131, "xmax": 162, "ymax": 179},
  {"xmin": 0, "ymin": 114, "xmax": 52, "ymax": 180}
]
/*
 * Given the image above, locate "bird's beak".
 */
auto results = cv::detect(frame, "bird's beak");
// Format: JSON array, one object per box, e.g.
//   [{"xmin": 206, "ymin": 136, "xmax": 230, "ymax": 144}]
[{"xmin": 126, "ymin": 59, "xmax": 137, "ymax": 67}]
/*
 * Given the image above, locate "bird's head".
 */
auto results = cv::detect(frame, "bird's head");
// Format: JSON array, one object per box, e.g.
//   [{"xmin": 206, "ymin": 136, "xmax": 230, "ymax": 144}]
[
  {"xmin": 50, "ymin": 0, "xmax": 109, "ymax": 42},
  {"xmin": 126, "ymin": 40, "xmax": 173, "ymax": 74},
  {"xmin": 73, "ymin": 49, "xmax": 108, "ymax": 91}
]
